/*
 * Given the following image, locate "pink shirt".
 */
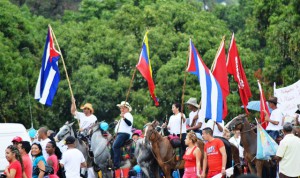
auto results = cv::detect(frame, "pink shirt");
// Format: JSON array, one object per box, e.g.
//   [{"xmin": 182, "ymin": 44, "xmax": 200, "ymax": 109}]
[
  {"xmin": 5, "ymin": 160, "xmax": 22, "ymax": 178},
  {"xmin": 47, "ymin": 154, "xmax": 59, "ymax": 178},
  {"xmin": 22, "ymin": 154, "xmax": 32, "ymax": 178}
]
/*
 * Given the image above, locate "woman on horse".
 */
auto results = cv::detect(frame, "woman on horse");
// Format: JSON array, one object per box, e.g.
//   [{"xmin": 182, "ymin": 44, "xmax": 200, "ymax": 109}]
[
  {"xmin": 183, "ymin": 132, "xmax": 202, "ymax": 178},
  {"xmin": 164, "ymin": 103, "xmax": 187, "ymax": 156}
]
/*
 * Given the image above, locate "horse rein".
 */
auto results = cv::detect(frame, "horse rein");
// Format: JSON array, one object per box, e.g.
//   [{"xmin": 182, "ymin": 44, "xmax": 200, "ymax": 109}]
[{"xmin": 147, "ymin": 126, "xmax": 176, "ymax": 164}]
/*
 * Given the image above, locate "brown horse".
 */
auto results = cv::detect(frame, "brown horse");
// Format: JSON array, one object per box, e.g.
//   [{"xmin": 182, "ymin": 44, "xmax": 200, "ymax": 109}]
[
  {"xmin": 144, "ymin": 121, "xmax": 179, "ymax": 178},
  {"xmin": 227, "ymin": 114, "xmax": 276, "ymax": 178}
]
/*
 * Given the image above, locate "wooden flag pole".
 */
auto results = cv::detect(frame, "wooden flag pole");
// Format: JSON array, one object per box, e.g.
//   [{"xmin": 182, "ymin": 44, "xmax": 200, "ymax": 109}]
[
  {"xmin": 180, "ymin": 43, "xmax": 190, "ymax": 140},
  {"xmin": 49, "ymin": 24, "xmax": 74, "ymax": 99},
  {"xmin": 125, "ymin": 68, "xmax": 137, "ymax": 103},
  {"xmin": 49, "ymin": 25, "xmax": 79, "ymax": 127}
]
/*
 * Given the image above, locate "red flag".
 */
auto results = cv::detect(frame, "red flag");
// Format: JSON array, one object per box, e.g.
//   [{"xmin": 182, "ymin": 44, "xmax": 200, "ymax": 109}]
[
  {"xmin": 258, "ymin": 80, "xmax": 269, "ymax": 129},
  {"xmin": 227, "ymin": 33, "xmax": 252, "ymax": 113},
  {"xmin": 136, "ymin": 32, "xmax": 159, "ymax": 106},
  {"xmin": 211, "ymin": 38, "xmax": 229, "ymax": 119}
]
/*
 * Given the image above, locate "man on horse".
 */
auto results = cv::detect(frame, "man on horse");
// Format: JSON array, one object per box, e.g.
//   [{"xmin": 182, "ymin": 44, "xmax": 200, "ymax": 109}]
[
  {"xmin": 113, "ymin": 101, "xmax": 134, "ymax": 172},
  {"xmin": 264, "ymin": 96, "xmax": 284, "ymax": 141},
  {"xmin": 71, "ymin": 98, "xmax": 97, "ymax": 135},
  {"xmin": 185, "ymin": 98, "xmax": 205, "ymax": 139},
  {"xmin": 201, "ymin": 127, "xmax": 227, "ymax": 178},
  {"xmin": 71, "ymin": 98, "xmax": 97, "ymax": 178}
]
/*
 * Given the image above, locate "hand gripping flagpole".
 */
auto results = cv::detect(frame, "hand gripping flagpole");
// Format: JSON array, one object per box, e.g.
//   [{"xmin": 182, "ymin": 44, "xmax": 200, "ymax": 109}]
[{"xmin": 180, "ymin": 43, "xmax": 190, "ymax": 140}]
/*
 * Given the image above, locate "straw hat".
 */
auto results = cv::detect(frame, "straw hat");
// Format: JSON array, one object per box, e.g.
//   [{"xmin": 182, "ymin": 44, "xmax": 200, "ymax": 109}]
[
  {"xmin": 267, "ymin": 96, "xmax": 278, "ymax": 104},
  {"xmin": 80, "ymin": 103, "xmax": 94, "ymax": 113},
  {"xmin": 117, "ymin": 101, "xmax": 132, "ymax": 112},
  {"xmin": 185, "ymin": 97, "xmax": 199, "ymax": 108}
]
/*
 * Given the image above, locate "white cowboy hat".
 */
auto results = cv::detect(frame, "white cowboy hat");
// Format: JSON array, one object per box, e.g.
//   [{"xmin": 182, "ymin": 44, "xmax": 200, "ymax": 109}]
[
  {"xmin": 117, "ymin": 101, "xmax": 132, "ymax": 112},
  {"xmin": 185, "ymin": 97, "xmax": 199, "ymax": 108}
]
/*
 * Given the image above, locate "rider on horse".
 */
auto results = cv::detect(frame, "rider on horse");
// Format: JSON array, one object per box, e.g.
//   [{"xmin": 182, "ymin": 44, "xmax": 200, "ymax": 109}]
[{"xmin": 113, "ymin": 101, "xmax": 134, "ymax": 171}]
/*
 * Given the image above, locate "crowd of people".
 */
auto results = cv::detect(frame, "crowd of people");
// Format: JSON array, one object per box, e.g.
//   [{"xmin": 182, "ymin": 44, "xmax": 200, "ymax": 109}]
[{"xmin": 2, "ymin": 96, "xmax": 300, "ymax": 178}]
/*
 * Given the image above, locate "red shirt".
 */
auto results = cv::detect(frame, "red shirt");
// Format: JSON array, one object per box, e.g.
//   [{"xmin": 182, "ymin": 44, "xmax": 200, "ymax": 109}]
[
  {"xmin": 204, "ymin": 138, "xmax": 224, "ymax": 172},
  {"xmin": 6, "ymin": 160, "xmax": 22, "ymax": 178},
  {"xmin": 183, "ymin": 146, "xmax": 197, "ymax": 168},
  {"xmin": 22, "ymin": 154, "xmax": 32, "ymax": 178},
  {"xmin": 47, "ymin": 154, "xmax": 59, "ymax": 178}
]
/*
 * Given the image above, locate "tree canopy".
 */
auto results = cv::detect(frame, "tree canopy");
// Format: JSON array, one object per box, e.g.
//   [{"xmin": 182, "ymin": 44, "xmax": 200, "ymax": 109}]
[{"xmin": 1, "ymin": 0, "xmax": 299, "ymax": 131}]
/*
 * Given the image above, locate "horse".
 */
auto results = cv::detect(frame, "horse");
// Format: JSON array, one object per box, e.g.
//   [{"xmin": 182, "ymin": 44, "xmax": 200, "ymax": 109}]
[
  {"xmin": 134, "ymin": 138, "xmax": 160, "ymax": 178},
  {"xmin": 227, "ymin": 114, "xmax": 276, "ymax": 178},
  {"xmin": 144, "ymin": 121, "xmax": 180, "ymax": 178},
  {"xmin": 89, "ymin": 122, "xmax": 113, "ymax": 178},
  {"xmin": 55, "ymin": 121, "xmax": 93, "ymax": 177}
]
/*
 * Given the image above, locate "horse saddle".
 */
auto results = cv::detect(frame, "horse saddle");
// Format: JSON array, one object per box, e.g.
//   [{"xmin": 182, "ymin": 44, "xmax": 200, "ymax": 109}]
[{"xmin": 168, "ymin": 134, "xmax": 181, "ymax": 148}]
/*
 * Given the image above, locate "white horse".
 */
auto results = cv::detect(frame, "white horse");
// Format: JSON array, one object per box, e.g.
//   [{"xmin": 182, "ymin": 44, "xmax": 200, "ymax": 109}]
[
  {"xmin": 55, "ymin": 122, "xmax": 92, "ymax": 177},
  {"xmin": 89, "ymin": 122, "xmax": 113, "ymax": 178}
]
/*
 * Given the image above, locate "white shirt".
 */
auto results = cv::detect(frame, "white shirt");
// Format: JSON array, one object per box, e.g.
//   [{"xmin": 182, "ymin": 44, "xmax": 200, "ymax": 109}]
[
  {"xmin": 167, "ymin": 113, "xmax": 186, "ymax": 134},
  {"xmin": 276, "ymin": 134, "xmax": 300, "ymax": 177},
  {"xmin": 114, "ymin": 112, "xmax": 133, "ymax": 134},
  {"xmin": 206, "ymin": 119, "xmax": 224, "ymax": 137},
  {"xmin": 40, "ymin": 138, "xmax": 51, "ymax": 160},
  {"xmin": 188, "ymin": 110, "xmax": 206, "ymax": 130},
  {"xmin": 229, "ymin": 136, "xmax": 244, "ymax": 158},
  {"xmin": 75, "ymin": 111, "xmax": 97, "ymax": 130},
  {"xmin": 266, "ymin": 108, "xmax": 284, "ymax": 131},
  {"xmin": 60, "ymin": 148, "xmax": 86, "ymax": 178}
]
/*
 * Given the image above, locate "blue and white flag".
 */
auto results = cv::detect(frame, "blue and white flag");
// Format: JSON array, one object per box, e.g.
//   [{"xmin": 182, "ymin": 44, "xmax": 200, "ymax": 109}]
[
  {"xmin": 186, "ymin": 40, "xmax": 223, "ymax": 123},
  {"xmin": 256, "ymin": 120, "xmax": 278, "ymax": 160},
  {"xmin": 34, "ymin": 28, "xmax": 60, "ymax": 106}
]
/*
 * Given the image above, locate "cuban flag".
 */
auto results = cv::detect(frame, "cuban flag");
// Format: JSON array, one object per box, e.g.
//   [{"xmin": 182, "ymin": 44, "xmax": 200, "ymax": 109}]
[
  {"xmin": 34, "ymin": 28, "xmax": 60, "ymax": 106},
  {"xmin": 187, "ymin": 40, "xmax": 223, "ymax": 123}
]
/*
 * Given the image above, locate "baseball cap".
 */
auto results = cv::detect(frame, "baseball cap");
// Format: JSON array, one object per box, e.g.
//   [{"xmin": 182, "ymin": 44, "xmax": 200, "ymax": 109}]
[
  {"xmin": 12, "ymin": 136, "xmax": 23, "ymax": 143},
  {"xmin": 65, "ymin": 136, "xmax": 76, "ymax": 144}
]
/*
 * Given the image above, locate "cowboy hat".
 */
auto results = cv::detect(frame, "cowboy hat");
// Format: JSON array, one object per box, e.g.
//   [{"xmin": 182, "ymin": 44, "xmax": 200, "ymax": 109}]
[
  {"xmin": 267, "ymin": 96, "xmax": 279, "ymax": 104},
  {"xmin": 80, "ymin": 103, "xmax": 94, "ymax": 113},
  {"xmin": 117, "ymin": 101, "xmax": 132, "ymax": 112},
  {"xmin": 185, "ymin": 97, "xmax": 199, "ymax": 108}
]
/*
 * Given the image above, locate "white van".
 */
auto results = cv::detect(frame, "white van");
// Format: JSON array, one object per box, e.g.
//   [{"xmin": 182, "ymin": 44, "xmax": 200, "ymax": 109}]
[{"xmin": 0, "ymin": 123, "xmax": 31, "ymax": 173}]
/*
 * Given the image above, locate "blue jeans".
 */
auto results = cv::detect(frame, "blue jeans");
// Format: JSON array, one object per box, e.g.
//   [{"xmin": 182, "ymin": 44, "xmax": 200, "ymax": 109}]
[
  {"xmin": 266, "ymin": 130, "xmax": 279, "ymax": 141},
  {"xmin": 113, "ymin": 132, "xmax": 130, "ymax": 169}
]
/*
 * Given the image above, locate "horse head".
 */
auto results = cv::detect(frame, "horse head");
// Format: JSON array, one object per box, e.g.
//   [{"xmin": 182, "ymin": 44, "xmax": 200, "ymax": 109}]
[
  {"xmin": 55, "ymin": 121, "xmax": 75, "ymax": 141},
  {"xmin": 144, "ymin": 120, "xmax": 160, "ymax": 141},
  {"xmin": 227, "ymin": 114, "xmax": 247, "ymax": 131}
]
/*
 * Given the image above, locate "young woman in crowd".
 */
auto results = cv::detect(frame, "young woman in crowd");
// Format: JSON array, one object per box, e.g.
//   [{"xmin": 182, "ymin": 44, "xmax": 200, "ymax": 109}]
[
  {"xmin": 183, "ymin": 132, "xmax": 202, "ymax": 178},
  {"xmin": 4, "ymin": 145, "xmax": 24, "ymax": 178},
  {"xmin": 31, "ymin": 143, "xmax": 46, "ymax": 178},
  {"xmin": 46, "ymin": 141, "xmax": 62, "ymax": 178}
]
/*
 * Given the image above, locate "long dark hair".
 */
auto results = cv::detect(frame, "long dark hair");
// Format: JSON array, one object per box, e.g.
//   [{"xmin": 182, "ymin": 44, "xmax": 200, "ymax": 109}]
[
  {"xmin": 47, "ymin": 141, "xmax": 62, "ymax": 159},
  {"xmin": 7, "ymin": 145, "xmax": 24, "ymax": 172},
  {"xmin": 173, "ymin": 103, "xmax": 181, "ymax": 112},
  {"xmin": 31, "ymin": 143, "xmax": 43, "ymax": 157}
]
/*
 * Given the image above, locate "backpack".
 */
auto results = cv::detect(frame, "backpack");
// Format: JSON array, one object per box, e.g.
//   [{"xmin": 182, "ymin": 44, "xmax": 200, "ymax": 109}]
[{"xmin": 56, "ymin": 163, "xmax": 66, "ymax": 178}]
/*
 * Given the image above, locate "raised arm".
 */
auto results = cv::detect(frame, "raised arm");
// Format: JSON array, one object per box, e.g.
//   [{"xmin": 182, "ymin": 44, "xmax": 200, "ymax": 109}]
[{"xmin": 71, "ymin": 97, "xmax": 77, "ymax": 116}]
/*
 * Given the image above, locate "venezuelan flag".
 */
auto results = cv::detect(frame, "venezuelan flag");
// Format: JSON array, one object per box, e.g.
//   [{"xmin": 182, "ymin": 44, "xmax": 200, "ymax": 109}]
[{"xmin": 136, "ymin": 31, "xmax": 159, "ymax": 106}]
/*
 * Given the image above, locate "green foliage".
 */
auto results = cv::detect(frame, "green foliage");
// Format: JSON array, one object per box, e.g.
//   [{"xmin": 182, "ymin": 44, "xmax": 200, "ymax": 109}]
[{"xmin": 1, "ymin": 0, "xmax": 299, "ymax": 131}]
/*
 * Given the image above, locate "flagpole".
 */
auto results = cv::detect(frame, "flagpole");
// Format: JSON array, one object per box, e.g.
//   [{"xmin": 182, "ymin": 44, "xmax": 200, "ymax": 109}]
[
  {"xmin": 180, "ymin": 43, "xmax": 190, "ymax": 140},
  {"xmin": 125, "ymin": 68, "xmax": 137, "ymax": 103},
  {"xmin": 211, "ymin": 36, "xmax": 225, "ymax": 72},
  {"xmin": 48, "ymin": 24, "xmax": 74, "ymax": 99},
  {"xmin": 125, "ymin": 31, "xmax": 149, "ymax": 103}
]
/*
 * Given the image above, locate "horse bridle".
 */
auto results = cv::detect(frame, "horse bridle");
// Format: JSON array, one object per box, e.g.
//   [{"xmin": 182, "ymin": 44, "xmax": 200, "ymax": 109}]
[{"xmin": 59, "ymin": 124, "xmax": 72, "ymax": 140}]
